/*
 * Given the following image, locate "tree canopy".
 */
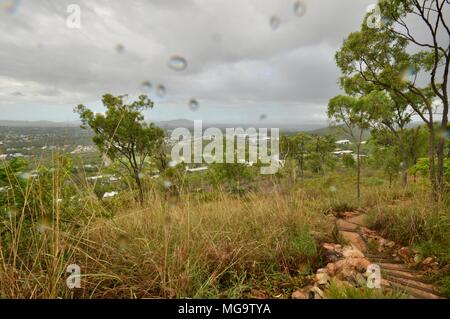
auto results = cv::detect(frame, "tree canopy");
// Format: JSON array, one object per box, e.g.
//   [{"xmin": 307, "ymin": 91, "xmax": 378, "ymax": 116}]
[{"xmin": 75, "ymin": 94, "xmax": 165, "ymax": 203}]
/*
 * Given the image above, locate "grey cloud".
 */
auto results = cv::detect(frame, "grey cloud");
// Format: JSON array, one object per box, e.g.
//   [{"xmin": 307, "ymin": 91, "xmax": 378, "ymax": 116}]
[{"xmin": 0, "ymin": 0, "xmax": 378, "ymax": 124}]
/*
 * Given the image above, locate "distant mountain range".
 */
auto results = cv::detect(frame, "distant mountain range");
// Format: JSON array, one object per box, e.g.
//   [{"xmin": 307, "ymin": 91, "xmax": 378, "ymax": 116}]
[
  {"xmin": 0, "ymin": 119, "xmax": 327, "ymax": 133},
  {"xmin": 0, "ymin": 119, "xmax": 424, "ymax": 138},
  {"xmin": 153, "ymin": 119, "xmax": 328, "ymax": 133},
  {"xmin": 0, "ymin": 120, "xmax": 81, "ymax": 128}
]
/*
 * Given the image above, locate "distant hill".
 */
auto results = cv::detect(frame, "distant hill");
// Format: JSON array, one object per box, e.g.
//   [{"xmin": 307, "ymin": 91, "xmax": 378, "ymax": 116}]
[
  {"xmin": 154, "ymin": 119, "xmax": 196, "ymax": 130},
  {"xmin": 308, "ymin": 126, "xmax": 372, "ymax": 140},
  {"xmin": 0, "ymin": 119, "xmax": 326, "ymax": 133},
  {"xmin": 308, "ymin": 126, "xmax": 345, "ymax": 136},
  {"xmin": 307, "ymin": 121, "xmax": 424, "ymax": 139},
  {"xmin": 0, "ymin": 120, "xmax": 81, "ymax": 128},
  {"xmin": 154, "ymin": 119, "xmax": 326, "ymax": 133}
]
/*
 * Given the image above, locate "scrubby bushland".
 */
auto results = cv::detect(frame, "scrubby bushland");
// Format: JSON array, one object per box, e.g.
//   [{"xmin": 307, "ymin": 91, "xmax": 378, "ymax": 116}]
[
  {"xmin": 366, "ymin": 187, "xmax": 450, "ymax": 296},
  {"xmin": 0, "ymin": 162, "xmax": 334, "ymax": 298},
  {"xmin": 0, "ymin": 150, "xmax": 448, "ymax": 298}
]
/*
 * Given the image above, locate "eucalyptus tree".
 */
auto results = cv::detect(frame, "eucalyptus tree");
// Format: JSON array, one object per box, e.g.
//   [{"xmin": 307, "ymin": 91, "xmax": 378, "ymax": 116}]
[
  {"xmin": 306, "ymin": 135, "xmax": 336, "ymax": 175},
  {"xmin": 280, "ymin": 133, "xmax": 311, "ymax": 179},
  {"xmin": 363, "ymin": 92, "xmax": 416, "ymax": 186},
  {"xmin": 328, "ymin": 95, "xmax": 372, "ymax": 200},
  {"xmin": 336, "ymin": 0, "xmax": 450, "ymax": 199},
  {"xmin": 75, "ymin": 94, "xmax": 165, "ymax": 204}
]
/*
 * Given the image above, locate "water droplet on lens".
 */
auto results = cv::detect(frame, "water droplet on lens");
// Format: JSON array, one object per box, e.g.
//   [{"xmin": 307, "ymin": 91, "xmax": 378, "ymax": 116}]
[
  {"xmin": 164, "ymin": 180, "xmax": 173, "ymax": 189},
  {"xmin": 293, "ymin": 1, "xmax": 306, "ymax": 17},
  {"xmin": 382, "ymin": 16, "xmax": 392, "ymax": 26},
  {"xmin": 211, "ymin": 32, "xmax": 222, "ymax": 43},
  {"xmin": 402, "ymin": 66, "xmax": 417, "ymax": 82},
  {"xmin": 1, "ymin": 0, "xmax": 20, "ymax": 14},
  {"xmin": 37, "ymin": 216, "xmax": 51, "ymax": 233},
  {"xmin": 4, "ymin": 209, "xmax": 16, "ymax": 219},
  {"xmin": 115, "ymin": 43, "xmax": 125, "ymax": 54},
  {"xmin": 270, "ymin": 16, "xmax": 280, "ymax": 30},
  {"xmin": 20, "ymin": 172, "xmax": 31, "ymax": 180},
  {"xmin": 259, "ymin": 114, "xmax": 267, "ymax": 121},
  {"xmin": 156, "ymin": 84, "xmax": 166, "ymax": 97},
  {"xmin": 407, "ymin": 66, "xmax": 417, "ymax": 81},
  {"xmin": 168, "ymin": 56, "xmax": 188, "ymax": 71},
  {"xmin": 189, "ymin": 99, "xmax": 199, "ymax": 111},
  {"xmin": 141, "ymin": 81, "xmax": 152, "ymax": 92},
  {"xmin": 169, "ymin": 160, "xmax": 177, "ymax": 168},
  {"xmin": 168, "ymin": 196, "xmax": 178, "ymax": 210},
  {"xmin": 118, "ymin": 234, "xmax": 129, "ymax": 250}
]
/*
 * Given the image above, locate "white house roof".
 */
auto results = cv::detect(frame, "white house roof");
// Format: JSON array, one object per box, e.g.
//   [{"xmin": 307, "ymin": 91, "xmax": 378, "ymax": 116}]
[
  {"xmin": 336, "ymin": 140, "xmax": 351, "ymax": 144},
  {"xmin": 333, "ymin": 150, "xmax": 354, "ymax": 155},
  {"xmin": 103, "ymin": 191, "xmax": 119, "ymax": 199},
  {"xmin": 186, "ymin": 166, "xmax": 209, "ymax": 173}
]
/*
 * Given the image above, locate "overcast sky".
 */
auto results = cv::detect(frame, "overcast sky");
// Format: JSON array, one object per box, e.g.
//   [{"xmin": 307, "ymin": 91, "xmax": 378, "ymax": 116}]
[{"xmin": 0, "ymin": 0, "xmax": 378, "ymax": 125}]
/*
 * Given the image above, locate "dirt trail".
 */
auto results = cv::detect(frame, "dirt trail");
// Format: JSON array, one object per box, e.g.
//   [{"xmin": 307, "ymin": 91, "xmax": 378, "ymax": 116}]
[{"xmin": 336, "ymin": 212, "xmax": 445, "ymax": 299}]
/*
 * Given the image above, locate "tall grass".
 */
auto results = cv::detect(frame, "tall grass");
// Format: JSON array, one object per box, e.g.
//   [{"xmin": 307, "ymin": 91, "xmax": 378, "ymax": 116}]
[
  {"xmin": 0, "ymin": 165, "xmax": 334, "ymax": 298},
  {"xmin": 364, "ymin": 178, "xmax": 450, "ymax": 297},
  {"xmin": 1, "ymin": 159, "xmax": 447, "ymax": 299}
]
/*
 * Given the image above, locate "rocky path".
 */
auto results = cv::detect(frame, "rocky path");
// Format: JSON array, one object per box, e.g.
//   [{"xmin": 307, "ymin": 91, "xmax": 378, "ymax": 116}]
[
  {"xmin": 292, "ymin": 211, "xmax": 445, "ymax": 299},
  {"xmin": 335, "ymin": 212, "xmax": 444, "ymax": 299}
]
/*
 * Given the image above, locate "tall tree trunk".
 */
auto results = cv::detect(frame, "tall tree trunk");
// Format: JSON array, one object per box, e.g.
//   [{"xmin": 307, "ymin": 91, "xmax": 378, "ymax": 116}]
[
  {"xmin": 398, "ymin": 134, "xmax": 408, "ymax": 188},
  {"xmin": 437, "ymin": 131, "xmax": 445, "ymax": 195},
  {"xmin": 428, "ymin": 125, "xmax": 438, "ymax": 202},
  {"xmin": 437, "ymin": 106, "xmax": 448, "ymax": 196},
  {"xmin": 401, "ymin": 167, "xmax": 408, "ymax": 187},
  {"xmin": 357, "ymin": 145, "xmax": 361, "ymax": 201},
  {"xmin": 134, "ymin": 171, "xmax": 144, "ymax": 204}
]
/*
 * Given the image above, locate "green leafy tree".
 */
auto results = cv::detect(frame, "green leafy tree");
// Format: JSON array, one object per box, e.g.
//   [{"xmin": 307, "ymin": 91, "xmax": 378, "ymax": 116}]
[
  {"xmin": 328, "ymin": 95, "xmax": 372, "ymax": 200},
  {"xmin": 370, "ymin": 140, "xmax": 401, "ymax": 188},
  {"xmin": 410, "ymin": 157, "xmax": 450, "ymax": 191},
  {"xmin": 342, "ymin": 153, "xmax": 356, "ymax": 169},
  {"xmin": 404, "ymin": 127, "xmax": 429, "ymax": 169},
  {"xmin": 337, "ymin": 0, "xmax": 450, "ymax": 199},
  {"xmin": 75, "ymin": 94, "xmax": 165, "ymax": 204},
  {"xmin": 379, "ymin": 0, "xmax": 449, "ymax": 195},
  {"xmin": 305, "ymin": 135, "xmax": 336, "ymax": 175},
  {"xmin": 280, "ymin": 133, "xmax": 311, "ymax": 179},
  {"xmin": 208, "ymin": 163, "xmax": 256, "ymax": 195},
  {"xmin": 363, "ymin": 92, "xmax": 415, "ymax": 186}
]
